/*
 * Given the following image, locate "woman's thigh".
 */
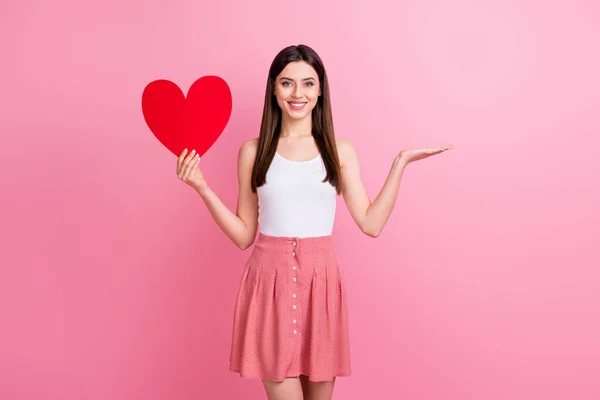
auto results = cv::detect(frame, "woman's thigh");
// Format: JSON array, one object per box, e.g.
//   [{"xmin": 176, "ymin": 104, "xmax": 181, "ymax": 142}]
[
  {"xmin": 262, "ymin": 376, "xmax": 304, "ymax": 400},
  {"xmin": 299, "ymin": 375, "xmax": 336, "ymax": 400}
]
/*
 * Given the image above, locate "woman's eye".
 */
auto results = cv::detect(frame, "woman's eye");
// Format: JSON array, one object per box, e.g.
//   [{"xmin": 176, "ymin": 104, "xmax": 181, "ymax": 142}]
[{"xmin": 281, "ymin": 81, "xmax": 315, "ymax": 87}]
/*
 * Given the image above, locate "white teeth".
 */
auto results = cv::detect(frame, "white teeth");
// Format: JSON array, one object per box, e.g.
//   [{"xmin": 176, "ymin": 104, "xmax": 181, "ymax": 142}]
[{"xmin": 291, "ymin": 103, "xmax": 305, "ymax": 107}]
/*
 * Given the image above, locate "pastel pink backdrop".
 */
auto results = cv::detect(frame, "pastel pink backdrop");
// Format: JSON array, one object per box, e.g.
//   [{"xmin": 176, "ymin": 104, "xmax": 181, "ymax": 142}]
[{"xmin": 1, "ymin": 0, "xmax": 599, "ymax": 399}]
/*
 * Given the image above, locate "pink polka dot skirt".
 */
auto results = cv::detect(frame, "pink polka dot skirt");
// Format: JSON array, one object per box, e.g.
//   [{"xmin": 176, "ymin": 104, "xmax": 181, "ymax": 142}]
[{"xmin": 229, "ymin": 233, "xmax": 352, "ymax": 382}]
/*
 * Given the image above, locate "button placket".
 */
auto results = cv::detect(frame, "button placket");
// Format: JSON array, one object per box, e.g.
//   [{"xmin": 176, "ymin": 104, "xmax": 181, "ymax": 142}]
[{"xmin": 291, "ymin": 238, "xmax": 299, "ymax": 335}]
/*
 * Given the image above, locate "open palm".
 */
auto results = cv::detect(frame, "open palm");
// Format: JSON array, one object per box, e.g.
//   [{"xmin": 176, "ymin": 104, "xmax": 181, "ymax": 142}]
[{"xmin": 398, "ymin": 144, "xmax": 454, "ymax": 164}]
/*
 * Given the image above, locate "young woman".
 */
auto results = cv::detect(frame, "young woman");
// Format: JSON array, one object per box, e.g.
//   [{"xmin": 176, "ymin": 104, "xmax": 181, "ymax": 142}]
[{"xmin": 176, "ymin": 44, "xmax": 453, "ymax": 400}]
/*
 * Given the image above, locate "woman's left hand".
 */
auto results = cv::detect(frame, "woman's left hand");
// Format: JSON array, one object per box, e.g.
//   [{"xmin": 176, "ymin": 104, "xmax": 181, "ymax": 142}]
[{"xmin": 397, "ymin": 144, "xmax": 454, "ymax": 165}]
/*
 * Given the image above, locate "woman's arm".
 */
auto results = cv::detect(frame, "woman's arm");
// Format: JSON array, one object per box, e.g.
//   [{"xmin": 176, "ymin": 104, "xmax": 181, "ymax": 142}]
[
  {"xmin": 191, "ymin": 139, "xmax": 259, "ymax": 249},
  {"xmin": 338, "ymin": 137, "xmax": 453, "ymax": 238},
  {"xmin": 338, "ymin": 137, "xmax": 406, "ymax": 238}
]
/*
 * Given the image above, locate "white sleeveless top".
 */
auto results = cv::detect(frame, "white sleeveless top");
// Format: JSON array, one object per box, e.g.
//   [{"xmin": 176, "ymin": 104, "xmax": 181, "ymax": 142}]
[{"xmin": 257, "ymin": 151, "xmax": 337, "ymax": 238}]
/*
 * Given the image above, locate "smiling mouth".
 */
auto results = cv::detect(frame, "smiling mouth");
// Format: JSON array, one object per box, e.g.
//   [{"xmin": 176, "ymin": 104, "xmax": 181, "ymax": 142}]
[{"xmin": 288, "ymin": 102, "xmax": 307, "ymax": 110}]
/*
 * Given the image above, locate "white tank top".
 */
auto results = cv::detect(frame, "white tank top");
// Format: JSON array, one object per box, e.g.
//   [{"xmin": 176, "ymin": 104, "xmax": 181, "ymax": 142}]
[{"xmin": 257, "ymin": 151, "xmax": 337, "ymax": 238}]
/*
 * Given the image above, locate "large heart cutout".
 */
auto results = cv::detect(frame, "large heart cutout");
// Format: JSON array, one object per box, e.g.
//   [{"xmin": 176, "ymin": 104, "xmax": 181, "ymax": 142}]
[{"xmin": 142, "ymin": 76, "xmax": 232, "ymax": 157}]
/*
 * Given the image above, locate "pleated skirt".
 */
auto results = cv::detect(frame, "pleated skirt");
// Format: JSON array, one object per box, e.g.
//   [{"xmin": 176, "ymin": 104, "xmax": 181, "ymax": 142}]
[{"xmin": 229, "ymin": 233, "xmax": 352, "ymax": 382}]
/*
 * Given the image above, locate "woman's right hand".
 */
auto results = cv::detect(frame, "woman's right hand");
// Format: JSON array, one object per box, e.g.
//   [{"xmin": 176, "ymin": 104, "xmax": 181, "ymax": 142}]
[{"xmin": 177, "ymin": 148, "xmax": 208, "ymax": 193}]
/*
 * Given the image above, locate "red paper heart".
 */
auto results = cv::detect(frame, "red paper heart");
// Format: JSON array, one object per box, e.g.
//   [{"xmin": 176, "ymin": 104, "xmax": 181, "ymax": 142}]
[{"xmin": 142, "ymin": 76, "xmax": 232, "ymax": 157}]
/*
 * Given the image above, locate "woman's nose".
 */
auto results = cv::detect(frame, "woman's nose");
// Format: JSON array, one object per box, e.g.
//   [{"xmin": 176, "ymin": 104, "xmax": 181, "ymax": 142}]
[{"xmin": 293, "ymin": 85, "xmax": 303, "ymax": 97}]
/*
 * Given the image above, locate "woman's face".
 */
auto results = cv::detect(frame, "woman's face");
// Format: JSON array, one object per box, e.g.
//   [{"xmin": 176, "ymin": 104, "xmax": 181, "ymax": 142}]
[{"xmin": 273, "ymin": 61, "xmax": 321, "ymax": 121}]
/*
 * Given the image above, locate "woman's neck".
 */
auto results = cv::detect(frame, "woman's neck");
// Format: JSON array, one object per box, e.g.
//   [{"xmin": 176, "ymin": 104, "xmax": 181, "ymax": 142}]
[{"xmin": 280, "ymin": 113, "xmax": 312, "ymax": 138}]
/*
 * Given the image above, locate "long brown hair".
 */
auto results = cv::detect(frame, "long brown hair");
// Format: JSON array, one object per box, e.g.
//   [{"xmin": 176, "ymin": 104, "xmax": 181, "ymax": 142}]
[{"xmin": 250, "ymin": 44, "xmax": 342, "ymax": 194}]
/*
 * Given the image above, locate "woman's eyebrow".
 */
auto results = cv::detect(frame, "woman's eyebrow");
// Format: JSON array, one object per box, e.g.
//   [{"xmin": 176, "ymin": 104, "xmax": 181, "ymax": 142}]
[{"xmin": 280, "ymin": 77, "xmax": 316, "ymax": 81}]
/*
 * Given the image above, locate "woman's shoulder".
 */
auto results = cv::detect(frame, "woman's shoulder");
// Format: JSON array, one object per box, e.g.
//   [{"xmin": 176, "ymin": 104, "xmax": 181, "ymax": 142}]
[
  {"xmin": 335, "ymin": 136, "xmax": 357, "ymax": 168},
  {"xmin": 335, "ymin": 136, "xmax": 353, "ymax": 151},
  {"xmin": 238, "ymin": 137, "xmax": 259, "ymax": 163},
  {"xmin": 240, "ymin": 137, "xmax": 259, "ymax": 151}
]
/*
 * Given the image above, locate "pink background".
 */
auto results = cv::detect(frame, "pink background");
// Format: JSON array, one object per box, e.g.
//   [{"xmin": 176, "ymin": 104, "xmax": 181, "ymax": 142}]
[{"xmin": 2, "ymin": 0, "xmax": 599, "ymax": 399}]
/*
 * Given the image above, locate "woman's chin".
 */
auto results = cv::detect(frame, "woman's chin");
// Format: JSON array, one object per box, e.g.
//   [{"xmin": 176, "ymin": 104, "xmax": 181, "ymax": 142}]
[{"xmin": 284, "ymin": 109, "xmax": 311, "ymax": 120}]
